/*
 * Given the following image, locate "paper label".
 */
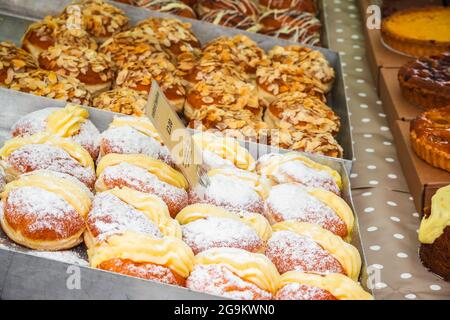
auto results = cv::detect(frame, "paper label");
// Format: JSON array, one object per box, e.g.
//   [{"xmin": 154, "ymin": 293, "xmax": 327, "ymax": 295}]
[{"xmin": 146, "ymin": 81, "xmax": 203, "ymax": 187}]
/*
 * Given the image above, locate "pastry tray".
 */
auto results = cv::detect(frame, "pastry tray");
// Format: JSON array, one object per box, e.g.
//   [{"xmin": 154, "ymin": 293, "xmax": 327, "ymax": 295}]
[
  {"xmin": 0, "ymin": 88, "xmax": 370, "ymax": 299},
  {"xmin": 0, "ymin": 0, "xmax": 354, "ymax": 172}
]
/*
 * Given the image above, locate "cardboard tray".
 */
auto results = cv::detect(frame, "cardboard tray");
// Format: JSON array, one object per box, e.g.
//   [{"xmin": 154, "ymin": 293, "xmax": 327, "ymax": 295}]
[
  {"xmin": 0, "ymin": 0, "xmax": 354, "ymax": 169},
  {"xmin": 392, "ymin": 120, "xmax": 450, "ymax": 213},
  {"xmin": 0, "ymin": 88, "xmax": 370, "ymax": 299}
]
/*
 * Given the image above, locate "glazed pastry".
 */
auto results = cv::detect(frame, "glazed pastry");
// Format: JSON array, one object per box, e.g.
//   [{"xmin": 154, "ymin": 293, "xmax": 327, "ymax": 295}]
[
  {"xmin": 0, "ymin": 41, "xmax": 38, "ymax": 87},
  {"xmin": 7, "ymin": 69, "xmax": 91, "ymax": 105},
  {"xmin": 267, "ymin": 221, "xmax": 361, "ymax": 279},
  {"xmin": 258, "ymin": 0, "xmax": 318, "ymax": 15},
  {"xmin": 410, "ymin": 106, "xmax": 450, "ymax": 172},
  {"xmin": 99, "ymin": 29, "xmax": 168, "ymax": 69},
  {"xmin": 192, "ymin": 132, "xmax": 255, "ymax": 171},
  {"xmin": 61, "ymin": 0, "xmax": 130, "ymax": 43},
  {"xmin": 196, "ymin": 0, "xmax": 259, "ymax": 20},
  {"xmin": 398, "ymin": 53, "xmax": 450, "ymax": 109},
  {"xmin": 189, "ymin": 167, "xmax": 267, "ymax": 214},
  {"xmin": 11, "ymin": 104, "xmax": 101, "ymax": 160},
  {"xmin": 186, "ymin": 247, "xmax": 280, "ymax": 300},
  {"xmin": 95, "ymin": 153, "xmax": 188, "ymax": 217},
  {"xmin": 92, "ymin": 88, "xmax": 147, "ymax": 116},
  {"xmin": 88, "ymin": 231, "xmax": 194, "ymax": 286},
  {"xmin": 176, "ymin": 203, "xmax": 271, "ymax": 254},
  {"xmin": 256, "ymin": 62, "xmax": 325, "ymax": 106},
  {"xmin": 99, "ymin": 116, "xmax": 172, "ymax": 165},
  {"xmin": 134, "ymin": 0, "xmax": 198, "ymax": 19},
  {"xmin": 135, "ymin": 18, "xmax": 201, "ymax": 57},
  {"xmin": 38, "ymin": 45, "xmax": 114, "ymax": 96},
  {"xmin": 253, "ymin": 152, "xmax": 341, "ymax": 195},
  {"xmin": 275, "ymin": 271, "xmax": 373, "ymax": 300},
  {"xmin": 258, "ymin": 10, "xmax": 321, "ymax": 46},
  {"xmin": 0, "ymin": 133, "xmax": 96, "ymax": 190},
  {"xmin": 419, "ymin": 185, "xmax": 450, "ymax": 281},
  {"xmin": 22, "ymin": 16, "xmax": 97, "ymax": 59},
  {"xmin": 0, "ymin": 170, "xmax": 93, "ymax": 250},
  {"xmin": 201, "ymin": 10, "xmax": 261, "ymax": 32},
  {"xmin": 115, "ymin": 54, "xmax": 186, "ymax": 112},
  {"xmin": 381, "ymin": 6, "xmax": 450, "ymax": 57},
  {"xmin": 264, "ymin": 183, "xmax": 354, "ymax": 240},
  {"xmin": 268, "ymin": 45, "xmax": 335, "ymax": 93},
  {"xmin": 202, "ymin": 35, "xmax": 268, "ymax": 75},
  {"xmin": 85, "ymin": 186, "xmax": 181, "ymax": 248}
]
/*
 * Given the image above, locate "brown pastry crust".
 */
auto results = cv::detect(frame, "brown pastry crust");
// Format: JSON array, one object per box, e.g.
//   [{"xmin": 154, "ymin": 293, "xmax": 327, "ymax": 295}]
[
  {"xmin": 410, "ymin": 106, "xmax": 450, "ymax": 172},
  {"xmin": 201, "ymin": 10, "xmax": 260, "ymax": 31},
  {"xmin": 398, "ymin": 53, "xmax": 450, "ymax": 109},
  {"xmin": 134, "ymin": 0, "xmax": 198, "ymax": 19},
  {"xmin": 0, "ymin": 41, "xmax": 38, "ymax": 86},
  {"xmin": 92, "ymin": 88, "xmax": 147, "ymax": 116},
  {"xmin": 258, "ymin": 0, "xmax": 318, "ymax": 15},
  {"xmin": 196, "ymin": 0, "xmax": 259, "ymax": 19}
]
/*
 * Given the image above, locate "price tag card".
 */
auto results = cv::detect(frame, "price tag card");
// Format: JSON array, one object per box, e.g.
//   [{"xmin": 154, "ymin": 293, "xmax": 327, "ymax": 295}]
[{"xmin": 145, "ymin": 80, "xmax": 204, "ymax": 187}]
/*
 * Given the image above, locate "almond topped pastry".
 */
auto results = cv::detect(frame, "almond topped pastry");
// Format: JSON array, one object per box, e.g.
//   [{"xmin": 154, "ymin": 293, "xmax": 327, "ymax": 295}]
[
  {"xmin": 381, "ymin": 6, "xmax": 450, "ymax": 57},
  {"xmin": 410, "ymin": 106, "xmax": 450, "ymax": 172},
  {"xmin": 0, "ymin": 41, "xmax": 38, "ymax": 86}
]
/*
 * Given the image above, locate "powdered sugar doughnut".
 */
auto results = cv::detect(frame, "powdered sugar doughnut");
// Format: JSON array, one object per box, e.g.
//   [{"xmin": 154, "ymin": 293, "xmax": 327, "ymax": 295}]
[
  {"xmin": 0, "ymin": 170, "xmax": 93, "ymax": 251},
  {"xmin": 264, "ymin": 183, "xmax": 352, "ymax": 239},
  {"xmin": 11, "ymin": 106, "xmax": 100, "ymax": 160},
  {"xmin": 275, "ymin": 282, "xmax": 337, "ymax": 300}
]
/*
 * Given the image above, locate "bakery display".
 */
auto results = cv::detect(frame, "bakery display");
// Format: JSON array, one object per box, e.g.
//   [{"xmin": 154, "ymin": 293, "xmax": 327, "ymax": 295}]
[
  {"xmin": 0, "ymin": 170, "xmax": 93, "ymax": 250},
  {"xmin": 275, "ymin": 271, "xmax": 372, "ymax": 300},
  {"xmin": 10, "ymin": 104, "xmax": 101, "ymax": 160},
  {"xmin": 186, "ymin": 247, "xmax": 280, "ymax": 300},
  {"xmin": 410, "ymin": 106, "xmax": 450, "ymax": 173},
  {"xmin": 418, "ymin": 185, "xmax": 449, "ymax": 281},
  {"xmin": 0, "ymin": 41, "xmax": 38, "ymax": 87},
  {"xmin": 381, "ymin": 7, "xmax": 450, "ymax": 57},
  {"xmin": 398, "ymin": 53, "xmax": 450, "ymax": 110}
]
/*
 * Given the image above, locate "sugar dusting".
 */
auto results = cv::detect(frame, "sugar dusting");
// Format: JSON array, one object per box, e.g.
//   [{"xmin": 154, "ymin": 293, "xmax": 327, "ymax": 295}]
[{"xmin": 275, "ymin": 282, "xmax": 335, "ymax": 300}]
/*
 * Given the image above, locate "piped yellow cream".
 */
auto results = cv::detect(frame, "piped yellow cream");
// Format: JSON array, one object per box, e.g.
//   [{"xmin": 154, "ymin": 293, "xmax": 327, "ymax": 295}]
[
  {"xmin": 96, "ymin": 153, "xmax": 188, "ymax": 189},
  {"xmin": 108, "ymin": 116, "xmax": 163, "ymax": 144},
  {"xmin": 419, "ymin": 185, "xmax": 450, "ymax": 244},
  {"xmin": 272, "ymin": 221, "xmax": 361, "ymax": 280},
  {"xmin": 46, "ymin": 104, "xmax": 89, "ymax": 137}
]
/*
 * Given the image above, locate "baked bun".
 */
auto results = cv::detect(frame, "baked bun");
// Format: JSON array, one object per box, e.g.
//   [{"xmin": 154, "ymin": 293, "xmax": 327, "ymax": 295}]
[
  {"xmin": 192, "ymin": 132, "xmax": 255, "ymax": 171},
  {"xmin": 92, "ymin": 87, "xmax": 146, "ymax": 116},
  {"xmin": 7, "ymin": 69, "xmax": 91, "ymax": 105},
  {"xmin": 275, "ymin": 271, "xmax": 373, "ymax": 300},
  {"xmin": 95, "ymin": 153, "xmax": 188, "ymax": 217},
  {"xmin": 134, "ymin": 0, "xmax": 197, "ymax": 19},
  {"xmin": 115, "ymin": 54, "xmax": 186, "ymax": 113},
  {"xmin": 264, "ymin": 183, "xmax": 354, "ymax": 240},
  {"xmin": 268, "ymin": 221, "xmax": 361, "ymax": 279},
  {"xmin": 202, "ymin": 35, "xmax": 267, "ymax": 75},
  {"xmin": 268, "ymin": 45, "xmax": 335, "ymax": 93},
  {"xmin": 38, "ymin": 45, "xmax": 114, "ymax": 95},
  {"xmin": 11, "ymin": 104, "xmax": 100, "ymax": 160},
  {"xmin": 99, "ymin": 116, "xmax": 172, "ymax": 165},
  {"xmin": 61, "ymin": 0, "xmax": 130, "ymax": 43},
  {"xmin": 85, "ymin": 186, "xmax": 181, "ymax": 248},
  {"xmin": 196, "ymin": 0, "xmax": 259, "ymax": 20},
  {"xmin": 201, "ymin": 10, "xmax": 260, "ymax": 32},
  {"xmin": 0, "ymin": 133, "xmax": 96, "ymax": 190},
  {"xmin": 270, "ymin": 129, "xmax": 343, "ymax": 158},
  {"xmin": 0, "ymin": 41, "xmax": 38, "ymax": 86},
  {"xmin": 88, "ymin": 231, "xmax": 194, "ymax": 285},
  {"xmin": 176, "ymin": 203, "xmax": 271, "ymax": 254},
  {"xmin": 258, "ymin": 0, "xmax": 318, "ymax": 15},
  {"xmin": 418, "ymin": 185, "xmax": 450, "ymax": 281},
  {"xmin": 186, "ymin": 247, "xmax": 279, "ymax": 300},
  {"xmin": 189, "ymin": 167, "xmax": 267, "ymax": 214},
  {"xmin": 0, "ymin": 170, "xmax": 93, "ymax": 250},
  {"xmin": 135, "ymin": 18, "xmax": 201, "ymax": 57},
  {"xmin": 254, "ymin": 152, "xmax": 341, "ymax": 195},
  {"xmin": 264, "ymin": 91, "xmax": 340, "ymax": 136},
  {"xmin": 258, "ymin": 10, "xmax": 321, "ymax": 46},
  {"xmin": 99, "ymin": 29, "xmax": 169, "ymax": 69}
]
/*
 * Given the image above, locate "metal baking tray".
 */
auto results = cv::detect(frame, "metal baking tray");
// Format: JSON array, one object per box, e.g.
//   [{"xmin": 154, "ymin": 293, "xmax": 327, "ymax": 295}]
[
  {"xmin": 0, "ymin": 88, "xmax": 370, "ymax": 299},
  {"xmin": 0, "ymin": 0, "xmax": 354, "ymax": 171}
]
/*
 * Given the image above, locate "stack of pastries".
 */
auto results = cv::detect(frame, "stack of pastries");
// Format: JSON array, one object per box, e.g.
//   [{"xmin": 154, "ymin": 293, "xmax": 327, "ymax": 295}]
[
  {"xmin": 118, "ymin": 0, "xmax": 322, "ymax": 46},
  {"xmin": 0, "ymin": 105, "xmax": 370, "ymax": 300},
  {"xmin": 0, "ymin": 0, "xmax": 341, "ymax": 158}
]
